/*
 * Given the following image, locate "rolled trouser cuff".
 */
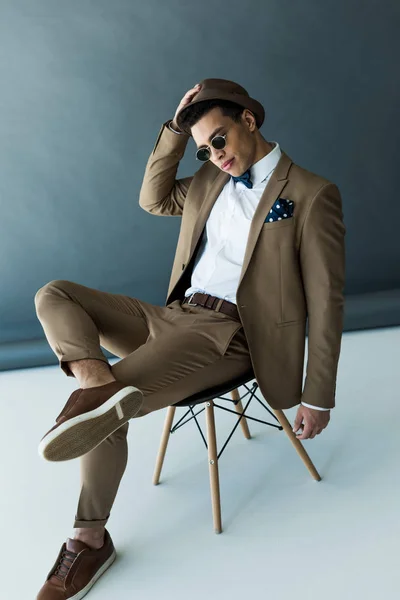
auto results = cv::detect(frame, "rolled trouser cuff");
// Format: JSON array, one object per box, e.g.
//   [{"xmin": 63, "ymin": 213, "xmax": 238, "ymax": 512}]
[{"xmin": 73, "ymin": 516, "xmax": 109, "ymax": 529}]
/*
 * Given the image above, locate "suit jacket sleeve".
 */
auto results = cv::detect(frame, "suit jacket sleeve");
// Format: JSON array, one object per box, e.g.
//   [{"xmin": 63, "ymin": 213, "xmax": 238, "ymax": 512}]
[
  {"xmin": 300, "ymin": 183, "xmax": 346, "ymax": 409},
  {"xmin": 139, "ymin": 121, "xmax": 194, "ymax": 216}
]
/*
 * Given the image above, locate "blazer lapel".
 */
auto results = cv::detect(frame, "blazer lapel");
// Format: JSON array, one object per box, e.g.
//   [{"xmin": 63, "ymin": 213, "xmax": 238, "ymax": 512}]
[
  {"xmin": 238, "ymin": 152, "xmax": 292, "ymax": 288},
  {"xmin": 188, "ymin": 169, "xmax": 229, "ymax": 259}
]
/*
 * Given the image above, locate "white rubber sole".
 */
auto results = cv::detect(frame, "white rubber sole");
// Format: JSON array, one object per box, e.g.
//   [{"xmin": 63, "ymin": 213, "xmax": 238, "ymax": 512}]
[
  {"xmin": 38, "ymin": 386, "xmax": 143, "ymax": 461},
  {"xmin": 69, "ymin": 549, "xmax": 117, "ymax": 600}
]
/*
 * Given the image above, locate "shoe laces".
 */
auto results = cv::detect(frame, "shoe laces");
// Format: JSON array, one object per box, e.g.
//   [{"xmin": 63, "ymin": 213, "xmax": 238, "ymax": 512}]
[{"xmin": 53, "ymin": 549, "xmax": 77, "ymax": 581}]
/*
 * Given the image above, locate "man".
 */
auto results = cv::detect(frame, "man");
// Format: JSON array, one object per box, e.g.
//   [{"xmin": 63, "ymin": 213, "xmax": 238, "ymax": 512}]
[{"xmin": 35, "ymin": 79, "xmax": 345, "ymax": 599}]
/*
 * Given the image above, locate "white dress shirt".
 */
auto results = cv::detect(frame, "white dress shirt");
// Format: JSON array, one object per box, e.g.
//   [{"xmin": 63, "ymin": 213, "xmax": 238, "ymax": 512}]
[
  {"xmin": 168, "ymin": 123, "xmax": 329, "ymax": 412},
  {"xmin": 185, "ymin": 143, "xmax": 282, "ymax": 304}
]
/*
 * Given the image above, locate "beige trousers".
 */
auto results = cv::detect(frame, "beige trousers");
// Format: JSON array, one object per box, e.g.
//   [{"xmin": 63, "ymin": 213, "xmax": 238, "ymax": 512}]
[{"xmin": 35, "ymin": 280, "xmax": 251, "ymax": 527}]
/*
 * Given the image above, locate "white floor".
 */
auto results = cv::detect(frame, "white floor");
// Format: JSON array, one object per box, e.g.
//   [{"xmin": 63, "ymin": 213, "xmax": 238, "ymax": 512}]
[{"xmin": 1, "ymin": 327, "xmax": 399, "ymax": 600}]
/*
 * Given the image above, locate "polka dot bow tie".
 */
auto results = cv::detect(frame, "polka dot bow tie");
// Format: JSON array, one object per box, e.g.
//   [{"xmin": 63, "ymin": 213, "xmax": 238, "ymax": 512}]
[
  {"xmin": 265, "ymin": 198, "xmax": 294, "ymax": 223},
  {"xmin": 231, "ymin": 169, "xmax": 253, "ymax": 189}
]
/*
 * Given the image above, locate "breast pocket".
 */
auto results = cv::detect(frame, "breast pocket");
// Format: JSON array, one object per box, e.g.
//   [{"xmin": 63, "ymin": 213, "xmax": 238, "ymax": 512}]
[{"xmin": 261, "ymin": 216, "xmax": 295, "ymax": 230}]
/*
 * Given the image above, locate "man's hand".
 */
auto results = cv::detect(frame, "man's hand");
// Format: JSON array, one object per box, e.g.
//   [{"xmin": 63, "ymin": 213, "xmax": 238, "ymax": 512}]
[
  {"xmin": 171, "ymin": 83, "xmax": 202, "ymax": 131},
  {"xmin": 293, "ymin": 405, "xmax": 330, "ymax": 440}
]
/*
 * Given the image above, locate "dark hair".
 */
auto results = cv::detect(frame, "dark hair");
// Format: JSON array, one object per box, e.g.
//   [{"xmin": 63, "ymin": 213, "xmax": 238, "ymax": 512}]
[{"xmin": 177, "ymin": 99, "xmax": 245, "ymax": 133}]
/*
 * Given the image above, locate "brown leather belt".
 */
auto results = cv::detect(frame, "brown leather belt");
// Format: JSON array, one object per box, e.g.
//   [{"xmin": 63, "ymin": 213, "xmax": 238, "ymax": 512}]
[{"xmin": 182, "ymin": 292, "xmax": 240, "ymax": 321}]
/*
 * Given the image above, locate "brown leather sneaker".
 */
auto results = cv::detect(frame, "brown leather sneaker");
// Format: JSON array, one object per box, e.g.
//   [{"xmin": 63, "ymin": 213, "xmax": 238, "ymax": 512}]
[
  {"xmin": 37, "ymin": 529, "xmax": 116, "ymax": 600},
  {"xmin": 39, "ymin": 381, "xmax": 143, "ymax": 461}
]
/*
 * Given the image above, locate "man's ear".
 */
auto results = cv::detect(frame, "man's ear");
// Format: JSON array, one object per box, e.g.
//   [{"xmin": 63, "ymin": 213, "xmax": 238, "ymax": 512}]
[{"xmin": 242, "ymin": 109, "xmax": 257, "ymax": 132}]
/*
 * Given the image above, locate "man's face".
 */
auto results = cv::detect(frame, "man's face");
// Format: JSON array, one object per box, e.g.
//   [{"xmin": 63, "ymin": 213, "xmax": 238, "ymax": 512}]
[{"xmin": 191, "ymin": 107, "xmax": 257, "ymax": 177}]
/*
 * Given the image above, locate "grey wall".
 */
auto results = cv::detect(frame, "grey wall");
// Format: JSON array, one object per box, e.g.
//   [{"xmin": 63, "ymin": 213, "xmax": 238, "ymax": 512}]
[{"xmin": 1, "ymin": 1, "xmax": 399, "ymax": 369}]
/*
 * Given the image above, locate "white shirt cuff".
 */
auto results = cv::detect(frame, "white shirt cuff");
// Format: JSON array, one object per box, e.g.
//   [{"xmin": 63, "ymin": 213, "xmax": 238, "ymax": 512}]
[
  {"xmin": 167, "ymin": 120, "xmax": 185, "ymax": 135},
  {"xmin": 301, "ymin": 402, "xmax": 331, "ymax": 411}
]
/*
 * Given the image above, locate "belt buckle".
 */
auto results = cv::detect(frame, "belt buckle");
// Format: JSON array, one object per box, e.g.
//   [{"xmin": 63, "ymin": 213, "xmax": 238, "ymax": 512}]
[{"xmin": 187, "ymin": 293, "xmax": 197, "ymax": 306}]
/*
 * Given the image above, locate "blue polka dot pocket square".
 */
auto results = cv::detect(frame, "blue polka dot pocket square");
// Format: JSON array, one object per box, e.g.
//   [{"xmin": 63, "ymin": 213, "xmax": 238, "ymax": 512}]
[{"xmin": 265, "ymin": 198, "xmax": 294, "ymax": 223}]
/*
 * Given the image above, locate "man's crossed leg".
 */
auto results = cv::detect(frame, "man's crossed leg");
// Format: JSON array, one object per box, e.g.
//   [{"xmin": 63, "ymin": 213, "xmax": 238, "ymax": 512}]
[{"xmin": 34, "ymin": 280, "xmax": 250, "ymax": 599}]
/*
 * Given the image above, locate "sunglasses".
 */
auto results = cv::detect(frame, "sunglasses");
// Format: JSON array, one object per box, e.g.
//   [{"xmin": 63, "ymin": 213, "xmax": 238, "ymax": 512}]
[{"xmin": 196, "ymin": 133, "xmax": 227, "ymax": 162}]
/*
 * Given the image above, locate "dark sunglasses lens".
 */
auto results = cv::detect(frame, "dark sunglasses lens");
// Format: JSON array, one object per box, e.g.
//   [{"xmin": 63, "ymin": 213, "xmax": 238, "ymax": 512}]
[
  {"xmin": 196, "ymin": 148, "xmax": 210, "ymax": 162},
  {"xmin": 211, "ymin": 136, "xmax": 226, "ymax": 150}
]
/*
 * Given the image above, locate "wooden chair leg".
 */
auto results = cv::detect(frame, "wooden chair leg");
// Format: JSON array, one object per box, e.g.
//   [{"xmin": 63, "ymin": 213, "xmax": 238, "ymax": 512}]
[
  {"xmin": 273, "ymin": 409, "xmax": 322, "ymax": 481},
  {"xmin": 153, "ymin": 406, "xmax": 176, "ymax": 485},
  {"xmin": 230, "ymin": 388, "xmax": 251, "ymax": 439},
  {"xmin": 205, "ymin": 401, "xmax": 222, "ymax": 534}
]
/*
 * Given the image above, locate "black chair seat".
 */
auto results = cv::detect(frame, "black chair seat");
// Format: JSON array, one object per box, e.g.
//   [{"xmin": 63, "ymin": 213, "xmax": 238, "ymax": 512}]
[{"xmin": 174, "ymin": 369, "xmax": 255, "ymax": 407}]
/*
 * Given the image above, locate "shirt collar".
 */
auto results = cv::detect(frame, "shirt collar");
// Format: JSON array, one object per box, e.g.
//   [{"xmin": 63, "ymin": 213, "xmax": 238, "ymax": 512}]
[{"xmin": 250, "ymin": 142, "xmax": 282, "ymax": 187}]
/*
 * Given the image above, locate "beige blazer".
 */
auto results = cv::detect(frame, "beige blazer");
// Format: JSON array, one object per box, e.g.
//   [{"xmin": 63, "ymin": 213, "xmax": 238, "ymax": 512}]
[{"xmin": 139, "ymin": 123, "xmax": 346, "ymax": 410}]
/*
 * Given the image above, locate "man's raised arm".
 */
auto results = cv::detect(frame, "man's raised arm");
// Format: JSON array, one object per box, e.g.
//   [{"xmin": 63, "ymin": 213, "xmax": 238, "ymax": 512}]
[{"xmin": 139, "ymin": 84, "xmax": 202, "ymax": 216}]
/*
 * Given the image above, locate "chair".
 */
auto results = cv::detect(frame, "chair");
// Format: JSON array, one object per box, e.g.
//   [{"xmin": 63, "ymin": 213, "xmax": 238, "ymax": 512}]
[{"xmin": 153, "ymin": 370, "xmax": 321, "ymax": 533}]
